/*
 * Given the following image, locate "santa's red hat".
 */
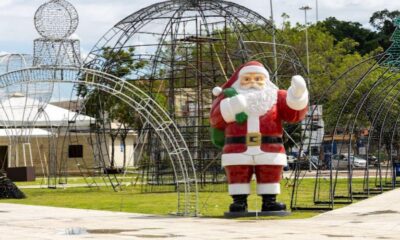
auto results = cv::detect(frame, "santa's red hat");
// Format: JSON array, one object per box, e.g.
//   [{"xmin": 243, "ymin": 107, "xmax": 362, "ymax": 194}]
[{"xmin": 212, "ymin": 61, "xmax": 271, "ymax": 97}]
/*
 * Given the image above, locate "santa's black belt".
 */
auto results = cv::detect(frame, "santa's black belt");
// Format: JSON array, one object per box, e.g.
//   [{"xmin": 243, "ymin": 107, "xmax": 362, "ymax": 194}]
[{"xmin": 225, "ymin": 134, "xmax": 283, "ymax": 146}]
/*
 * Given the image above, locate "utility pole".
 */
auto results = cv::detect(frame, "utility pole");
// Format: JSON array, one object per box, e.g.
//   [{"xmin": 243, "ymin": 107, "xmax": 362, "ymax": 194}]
[
  {"xmin": 300, "ymin": 5, "xmax": 312, "ymax": 171},
  {"xmin": 299, "ymin": 5, "xmax": 311, "ymax": 79},
  {"xmin": 315, "ymin": 0, "xmax": 319, "ymax": 22},
  {"xmin": 270, "ymin": 0, "xmax": 279, "ymax": 86}
]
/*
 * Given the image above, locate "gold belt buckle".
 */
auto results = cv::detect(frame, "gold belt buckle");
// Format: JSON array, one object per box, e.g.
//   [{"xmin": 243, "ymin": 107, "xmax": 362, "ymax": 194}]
[{"xmin": 246, "ymin": 132, "xmax": 261, "ymax": 146}]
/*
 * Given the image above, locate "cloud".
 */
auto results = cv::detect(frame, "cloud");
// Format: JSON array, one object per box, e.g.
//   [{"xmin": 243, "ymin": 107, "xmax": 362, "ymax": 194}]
[
  {"xmin": 1, "ymin": 0, "xmax": 400, "ymax": 55},
  {"xmin": 0, "ymin": 0, "xmax": 13, "ymax": 8}
]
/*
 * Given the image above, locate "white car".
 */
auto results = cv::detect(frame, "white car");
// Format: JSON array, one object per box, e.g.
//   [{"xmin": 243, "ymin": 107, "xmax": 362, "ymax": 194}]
[
  {"xmin": 286, "ymin": 155, "xmax": 297, "ymax": 169},
  {"xmin": 287, "ymin": 155, "xmax": 297, "ymax": 164},
  {"xmin": 331, "ymin": 154, "xmax": 367, "ymax": 169}
]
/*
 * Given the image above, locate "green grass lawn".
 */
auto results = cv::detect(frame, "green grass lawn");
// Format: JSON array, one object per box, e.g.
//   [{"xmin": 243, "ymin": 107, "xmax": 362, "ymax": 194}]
[
  {"xmin": 14, "ymin": 175, "xmax": 139, "ymax": 186},
  {"xmin": 0, "ymin": 177, "xmax": 353, "ymax": 220}
]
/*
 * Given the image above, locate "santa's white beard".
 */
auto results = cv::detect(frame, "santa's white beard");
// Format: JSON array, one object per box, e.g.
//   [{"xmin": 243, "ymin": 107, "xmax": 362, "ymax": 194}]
[{"xmin": 236, "ymin": 86, "xmax": 278, "ymax": 116}]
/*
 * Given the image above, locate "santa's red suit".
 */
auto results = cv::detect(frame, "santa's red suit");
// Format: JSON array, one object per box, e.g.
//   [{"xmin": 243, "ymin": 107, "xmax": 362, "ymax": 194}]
[{"xmin": 210, "ymin": 61, "xmax": 308, "ymax": 197}]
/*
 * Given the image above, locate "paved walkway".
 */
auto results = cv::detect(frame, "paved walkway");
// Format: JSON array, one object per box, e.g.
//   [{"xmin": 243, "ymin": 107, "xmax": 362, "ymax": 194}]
[{"xmin": 1, "ymin": 188, "xmax": 400, "ymax": 239}]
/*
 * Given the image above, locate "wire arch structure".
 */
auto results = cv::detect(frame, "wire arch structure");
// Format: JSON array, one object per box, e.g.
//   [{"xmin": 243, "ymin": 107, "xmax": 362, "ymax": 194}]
[
  {"xmin": 0, "ymin": 54, "xmax": 32, "ymax": 74},
  {"xmin": 0, "ymin": 66, "xmax": 198, "ymax": 216},
  {"xmin": 291, "ymin": 51, "xmax": 400, "ymax": 210}
]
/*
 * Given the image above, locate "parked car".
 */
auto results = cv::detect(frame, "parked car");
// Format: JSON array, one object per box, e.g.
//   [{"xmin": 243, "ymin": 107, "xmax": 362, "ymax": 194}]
[
  {"xmin": 357, "ymin": 154, "xmax": 378, "ymax": 166},
  {"xmin": 367, "ymin": 155, "xmax": 378, "ymax": 166},
  {"xmin": 287, "ymin": 155, "xmax": 297, "ymax": 169},
  {"xmin": 331, "ymin": 154, "xmax": 367, "ymax": 169},
  {"xmin": 287, "ymin": 155, "xmax": 321, "ymax": 170}
]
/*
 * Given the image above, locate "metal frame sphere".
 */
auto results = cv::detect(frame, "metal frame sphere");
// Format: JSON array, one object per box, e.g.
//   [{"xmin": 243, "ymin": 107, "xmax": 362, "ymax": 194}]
[{"xmin": 34, "ymin": 0, "xmax": 79, "ymax": 39}]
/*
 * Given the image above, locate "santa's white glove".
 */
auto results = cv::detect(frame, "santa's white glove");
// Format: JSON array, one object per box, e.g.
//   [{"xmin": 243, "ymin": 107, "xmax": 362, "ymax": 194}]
[
  {"xmin": 220, "ymin": 94, "xmax": 247, "ymax": 123},
  {"xmin": 287, "ymin": 75, "xmax": 309, "ymax": 110}
]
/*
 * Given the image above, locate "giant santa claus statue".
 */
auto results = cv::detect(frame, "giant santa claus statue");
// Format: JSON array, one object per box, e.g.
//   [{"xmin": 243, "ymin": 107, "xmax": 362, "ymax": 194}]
[{"xmin": 210, "ymin": 61, "xmax": 308, "ymax": 213}]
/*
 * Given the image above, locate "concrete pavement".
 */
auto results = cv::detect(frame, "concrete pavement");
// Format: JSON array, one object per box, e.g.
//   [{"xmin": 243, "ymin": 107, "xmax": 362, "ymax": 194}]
[{"xmin": 1, "ymin": 188, "xmax": 400, "ymax": 239}]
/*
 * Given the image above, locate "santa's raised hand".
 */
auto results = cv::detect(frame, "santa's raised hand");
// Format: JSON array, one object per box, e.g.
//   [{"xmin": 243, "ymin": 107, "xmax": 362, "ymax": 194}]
[{"xmin": 287, "ymin": 75, "xmax": 309, "ymax": 111}]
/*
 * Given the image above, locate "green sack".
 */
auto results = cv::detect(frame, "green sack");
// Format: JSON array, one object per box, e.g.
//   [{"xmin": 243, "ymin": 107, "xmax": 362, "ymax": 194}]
[{"xmin": 210, "ymin": 127, "xmax": 225, "ymax": 149}]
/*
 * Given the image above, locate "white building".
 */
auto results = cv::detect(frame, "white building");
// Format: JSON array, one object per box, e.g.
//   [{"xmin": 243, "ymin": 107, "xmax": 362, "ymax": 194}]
[{"xmin": 0, "ymin": 93, "xmax": 136, "ymax": 177}]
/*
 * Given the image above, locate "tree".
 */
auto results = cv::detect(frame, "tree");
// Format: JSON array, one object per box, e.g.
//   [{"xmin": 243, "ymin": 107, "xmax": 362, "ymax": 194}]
[
  {"xmin": 370, "ymin": 9, "xmax": 400, "ymax": 50},
  {"xmin": 318, "ymin": 17, "xmax": 380, "ymax": 55},
  {"xmin": 370, "ymin": 9, "xmax": 400, "ymax": 33},
  {"xmin": 281, "ymin": 13, "xmax": 290, "ymax": 30},
  {"xmin": 275, "ymin": 21, "xmax": 388, "ymax": 133}
]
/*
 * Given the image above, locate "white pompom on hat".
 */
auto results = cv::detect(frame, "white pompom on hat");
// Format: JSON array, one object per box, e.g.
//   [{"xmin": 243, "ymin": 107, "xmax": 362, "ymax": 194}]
[{"xmin": 212, "ymin": 86, "xmax": 223, "ymax": 96}]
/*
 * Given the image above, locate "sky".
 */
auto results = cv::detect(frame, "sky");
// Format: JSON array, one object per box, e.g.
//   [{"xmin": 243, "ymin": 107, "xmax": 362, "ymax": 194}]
[
  {"xmin": 0, "ymin": 0, "xmax": 400, "ymax": 57},
  {"xmin": 0, "ymin": 0, "xmax": 399, "ymax": 101}
]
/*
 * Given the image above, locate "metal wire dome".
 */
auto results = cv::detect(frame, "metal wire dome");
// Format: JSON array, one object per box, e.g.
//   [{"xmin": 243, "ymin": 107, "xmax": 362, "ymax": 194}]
[
  {"xmin": 86, "ymin": 0, "xmax": 303, "ymax": 77},
  {"xmin": 85, "ymin": 0, "xmax": 305, "ymax": 193}
]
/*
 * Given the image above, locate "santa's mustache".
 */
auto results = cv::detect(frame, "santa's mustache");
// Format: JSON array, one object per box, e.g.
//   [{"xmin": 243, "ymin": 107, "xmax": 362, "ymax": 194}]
[
  {"xmin": 237, "ymin": 86, "xmax": 265, "ymax": 94},
  {"xmin": 240, "ymin": 84, "xmax": 264, "ymax": 90}
]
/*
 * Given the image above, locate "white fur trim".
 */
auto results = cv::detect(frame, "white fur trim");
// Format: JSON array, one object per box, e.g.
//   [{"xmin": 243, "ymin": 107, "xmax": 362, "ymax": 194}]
[
  {"xmin": 222, "ymin": 152, "xmax": 287, "ymax": 166},
  {"xmin": 245, "ymin": 146, "xmax": 264, "ymax": 155},
  {"xmin": 287, "ymin": 87, "xmax": 309, "ymax": 110},
  {"xmin": 232, "ymin": 76, "xmax": 279, "ymax": 91},
  {"xmin": 212, "ymin": 87, "xmax": 222, "ymax": 96},
  {"xmin": 220, "ymin": 95, "xmax": 246, "ymax": 123},
  {"xmin": 257, "ymin": 183, "xmax": 280, "ymax": 195},
  {"xmin": 254, "ymin": 153, "xmax": 287, "ymax": 166},
  {"xmin": 229, "ymin": 183, "xmax": 251, "ymax": 195},
  {"xmin": 222, "ymin": 153, "xmax": 253, "ymax": 166},
  {"xmin": 247, "ymin": 115, "xmax": 259, "ymax": 133},
  {"xmin": 239, "ymin": 66, "xmax": 269, "ymax": 79}
]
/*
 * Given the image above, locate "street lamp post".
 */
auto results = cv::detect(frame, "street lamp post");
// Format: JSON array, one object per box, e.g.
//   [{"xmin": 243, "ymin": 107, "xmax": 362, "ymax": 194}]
[
  {"xmin": 299, "ymin": 5, "xmax": 311, "ymax": 79},
  {"xmin": 269, "ymin": 0, "xmax": 279, "ymax": 86},
  {"xmin": 300, "ymin": 5, "xmax": 312, "ymax": 170},
  {"xmin": 316, "ymin": 0, "xmax": 319, "ymax": 22}
]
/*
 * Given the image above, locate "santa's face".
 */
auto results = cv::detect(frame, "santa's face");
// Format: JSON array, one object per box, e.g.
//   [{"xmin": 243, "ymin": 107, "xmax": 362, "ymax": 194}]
[
  {"xmin": 234, "ymin": 71, "xmax": 277, "ymax": 116},
  {"xmin": 239, "ymin": 72, "xmax": 266, "ymax": 90}
]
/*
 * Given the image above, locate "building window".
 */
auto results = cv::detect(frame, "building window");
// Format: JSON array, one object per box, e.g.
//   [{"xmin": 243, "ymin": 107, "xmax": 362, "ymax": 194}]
[{"xmin": 68, "ymin": 145, "xmax": 83, "ymax": 158}]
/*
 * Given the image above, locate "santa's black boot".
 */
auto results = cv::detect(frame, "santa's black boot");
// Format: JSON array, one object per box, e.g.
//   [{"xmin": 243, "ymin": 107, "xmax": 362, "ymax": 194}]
[
  {"xmin": 261, "ymin": 194, "xmax": 286, "ymax": 212},
  {"xmin": 229, "ymin": 195, "xmax": 248, "ymax": 212}
]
